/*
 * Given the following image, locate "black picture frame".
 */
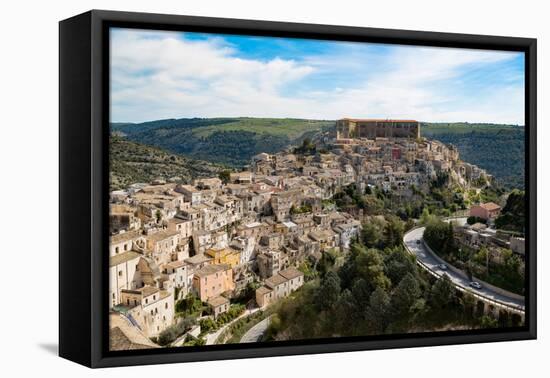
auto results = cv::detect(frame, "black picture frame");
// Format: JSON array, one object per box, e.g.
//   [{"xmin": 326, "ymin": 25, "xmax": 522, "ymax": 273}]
[{"xmin": 59, "ymin": 9, "xmax": 537, "ymax": 368}]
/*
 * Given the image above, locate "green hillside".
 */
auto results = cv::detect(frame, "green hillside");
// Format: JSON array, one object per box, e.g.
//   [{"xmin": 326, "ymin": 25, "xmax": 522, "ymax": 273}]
[
  {"xmin": 111, "ymin": 118, "xmax": 334, "ymax": 167},
  {"xmin": 111, "ymin": 118, "xmax": 525, "ymax": 189},
  {"xmin": 109, "ymin": 136, "xmax": 223, "ymax": 191},
  {"xmin": 422, "ymin": 123, "xmax": 525, "ymax": 189}
]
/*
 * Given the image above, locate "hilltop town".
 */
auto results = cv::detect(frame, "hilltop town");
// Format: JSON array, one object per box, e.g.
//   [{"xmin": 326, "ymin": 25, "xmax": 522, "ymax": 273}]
[{"xmin": 109, "ymin": 119, "xmax": 500, "ymax": 349}]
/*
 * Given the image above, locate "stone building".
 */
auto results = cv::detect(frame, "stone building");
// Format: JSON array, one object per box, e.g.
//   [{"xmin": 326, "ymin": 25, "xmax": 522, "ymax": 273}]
[
  {"xmin": 119, "ymin": 286, "xmax": 174, "ymax": 338},
  {"xmin": 336, "ymin": 118, "xmax": 420, "ymax": 140}
]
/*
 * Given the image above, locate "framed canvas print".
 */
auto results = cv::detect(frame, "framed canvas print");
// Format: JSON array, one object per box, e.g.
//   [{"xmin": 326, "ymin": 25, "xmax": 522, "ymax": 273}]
[{"xmin": 59, "ymin": 10, "xmax": 536, "ymax": 368}]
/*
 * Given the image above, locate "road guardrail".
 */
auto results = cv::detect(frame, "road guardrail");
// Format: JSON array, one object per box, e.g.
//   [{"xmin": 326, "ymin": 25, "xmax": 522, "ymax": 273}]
[{"xmin": 403, "ymin": 225, "xmax": 525, "ymax": 315}]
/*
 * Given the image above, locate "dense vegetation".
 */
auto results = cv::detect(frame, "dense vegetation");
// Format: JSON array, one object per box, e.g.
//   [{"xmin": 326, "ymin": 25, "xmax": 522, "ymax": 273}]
[
  {"xmin": 219, "ymin": 309, "xmax": 271, "ymax": 344},
  {"xmin": 109, "ymin": 136, "xmax": 222, "ymax": 191},
  {"xmin": 111, "ymin": 118, "xmax": 334, "ymax": 167},
  {"xmin": 156, "ymin": 316, "xmax": 197, "ymax": 346},
  {"xmin": 495, "ymin": 190, "xmax": 526, "ymax": 233},
  {"xmin": 423, "ymin": 220, "xmax": 456, "ymax": 256},
  {"xmin": 265, "ymin": 235, "xmax": 511, "ymax": 341},
  {"xmin": 264, "ymin": 183, "xmax": 523, "ymax": 340},
  {"xmin": 422, "ymin": 123, "xmax": 525, "ymax": 189},
  {"xmin": 423, "ymin": 218, "xmax": 525, "ymax": 295},
  {"xmin": 199, "ymin": 304, "xmax": 246, "ymax": 333},
  {"xmin": 331, "ymin": 182, "xmax": 465, "ymax": 223}
]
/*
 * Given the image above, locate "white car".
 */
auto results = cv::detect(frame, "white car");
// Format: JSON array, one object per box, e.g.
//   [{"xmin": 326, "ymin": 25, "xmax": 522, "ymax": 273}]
[
  {"xmin": 469, "ymin": 281, "xmax": 483, "ymax": 290},
  {"xmin": 439, "ymin": 263, "xmax": 448, "ymax": 270}
]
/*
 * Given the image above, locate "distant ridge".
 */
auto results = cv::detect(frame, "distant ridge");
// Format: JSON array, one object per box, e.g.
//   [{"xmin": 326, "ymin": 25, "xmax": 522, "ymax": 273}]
[{"xmin": 110, "ymin": 117, "xmax": 525, "ymax": 189}]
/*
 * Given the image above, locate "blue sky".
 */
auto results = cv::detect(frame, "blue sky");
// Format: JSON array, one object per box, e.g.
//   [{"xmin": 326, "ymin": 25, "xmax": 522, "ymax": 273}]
[{"xmin": 110, "ymin": 28, "xmax": 525, "ymax": 124}]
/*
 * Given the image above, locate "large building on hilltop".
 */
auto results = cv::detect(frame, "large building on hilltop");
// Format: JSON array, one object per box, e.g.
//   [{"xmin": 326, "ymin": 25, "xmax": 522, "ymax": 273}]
[{"xmin": 336, "ymin": 118, "xmax": 420, "ymax": 140}]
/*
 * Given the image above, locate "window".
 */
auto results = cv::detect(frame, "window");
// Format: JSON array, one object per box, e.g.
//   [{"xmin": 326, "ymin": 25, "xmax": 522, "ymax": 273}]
[
  {"xmin": 165, "ymin": 303, "xmax": 168, "ymax": 309},
  {"xmin": 145, "ymin": 298, "xmax": 148, "ymax": 304},
  {"xmin": 124, "ymin": 244, "xmax": 127, "ymax": 251},
  {"xmin": 153, "ymin": 295, "xmax": 156, "ymax": 300},
  {"xmin": 118, "ymin": 270, "xmax": 123, "ymax": 277},
  {"xmin": 115, "ymin": 246, "xmax": 119, "ymax": 254}
]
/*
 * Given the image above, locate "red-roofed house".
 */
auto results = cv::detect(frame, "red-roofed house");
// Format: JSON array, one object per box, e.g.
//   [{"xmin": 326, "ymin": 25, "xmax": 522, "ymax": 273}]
[{"xmin": 469, "ymin": 202, "xmax": 501, "ymax": 220}]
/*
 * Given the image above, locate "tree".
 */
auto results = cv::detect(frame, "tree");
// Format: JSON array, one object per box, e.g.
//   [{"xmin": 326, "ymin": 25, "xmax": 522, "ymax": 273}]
[
  {"xmin": 351, "ymin": 278, "xmax": 372, "ymax": 316},
  {"xmin": 384, "ymin": 247, "xmax": 416, "ymax": 285},
  {"xmin": 420, "ymin": 208, "xmax": 435, "ymax": 225},
  {"xmin": 355, "ymin": 247, "xmax": 391, "ymax": 292},
  {"xmin": 199, "ymin": 317, "xmax": 217, "ymax": 333},
  {"xmin": 430, "ymin": 274, "xmax": 455, "ymax": 310},
  {"xmin": 175, "ymin": 293, "xmax": 203, "ymax": 315},
  {"xmin": 495, "ymin": 189, "xmax": 525, "ymax": 233},
  {"xmin": 390, "ymin": 273, "xmax": 421, "ymax": 318},
  {"xmin": 316, "ymin": 271, "xmax": 341, "ymax": 310},
  {"xmin": 294, "ymin": 138, "xmax": 316, "ymax": 155},
  {"xmin": 473, "ymin": 246, "xmax": 489, "ymax": 274},
  {"xmin": 423, "ymin": 219, "xmax": 455, "ymax": 256},
  {"xmin": 361, "ymin": 221, "xmax": 382, "ymax": 248},
  {"xmin": 365, "ymin": 287, "xmax": 391, "ymax": 333},
  {"xmin": 460, "ymin": 292, "xmax": 476, "ymax": 319},
  {"xmin": 480, "ymin": 314, "xmax": 498, "ymax": 328},
  {"xmin": 334, "ymin": 289, "xmax": 356, "ymax": 335},
  {"xmin": 218, "ymin": 170, "xmax": 231, "ymax": 184},
  {"xmin": 383, "ymin": 216, "xmax": 404, "ymax": 248}
]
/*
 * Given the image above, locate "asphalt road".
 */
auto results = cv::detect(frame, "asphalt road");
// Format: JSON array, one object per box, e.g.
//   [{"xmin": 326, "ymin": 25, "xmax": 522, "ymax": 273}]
[
  {"xmin": 240, "ymin": 316, "xmax": 272, "ymax": 343},
  {"xmin": 403, "ymin": 219, "xmax": 525, "ymax": 312}
]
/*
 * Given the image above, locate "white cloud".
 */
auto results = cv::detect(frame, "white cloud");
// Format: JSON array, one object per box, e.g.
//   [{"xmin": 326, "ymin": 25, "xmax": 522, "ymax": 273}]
[{"xmin": 110, "ymin": 29, "xmax": 524, "ymax": 124}]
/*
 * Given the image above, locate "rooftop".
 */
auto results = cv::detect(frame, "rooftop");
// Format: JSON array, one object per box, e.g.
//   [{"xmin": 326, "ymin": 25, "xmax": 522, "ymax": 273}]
[
  {"xmin": 479, "ymin": 202, "xmax": 501, "ymax": 211},
  {"xmin": 194, "ymin": 264, "xmax": 231, "ymax": 278},
  {"xmin": 265, "ymin": 274, "xmax": 287, "ymax": 288},
  {"xmin": 185, "ymin": 254, "xmax": 213, "ymax": 265},
  {"xmin": 110, "ymin": 230, "xmax": 142, "ymax": 244},
  {"xmin": 164, "ymin": 260, "xmax": 186, "ymax": 269},
  {"xmin": 279, "ymin": 267, "xmax": 304, "ymax": 280},
  {"xmin": 146, "ymin": 230, "xmax": 179, "ymax": 242},
  {"xmin": 207, "ymin": 295, "xmax": 230, "ymax": 307},
  {"xmin": 110, "ymin": 251, "xmax": 141, "ymax": 267}
]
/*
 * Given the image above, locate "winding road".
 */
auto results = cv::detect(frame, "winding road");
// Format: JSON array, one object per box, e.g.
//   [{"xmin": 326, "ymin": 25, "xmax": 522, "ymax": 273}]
[
  {"xmin": 403, "ymin": 218, "xmax": 525, "ymax": 314},
  {"xmin": 240, "ymin": 316, "xmax": 272, "ymax": 343}
]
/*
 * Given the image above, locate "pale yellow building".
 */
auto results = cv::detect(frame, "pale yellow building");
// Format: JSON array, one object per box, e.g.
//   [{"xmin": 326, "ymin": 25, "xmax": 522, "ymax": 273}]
[{"xmin": 205, "ymin": 247, "xmax": 241, "ymax": 268}]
